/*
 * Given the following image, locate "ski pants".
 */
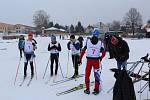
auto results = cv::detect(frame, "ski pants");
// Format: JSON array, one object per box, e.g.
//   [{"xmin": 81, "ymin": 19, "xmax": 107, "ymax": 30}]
[
  {"xmin": 85, "ymin": 58, "xmax": 101, "ymax": 91},
  {"xmin": 24, "ymin": 54, "xmax": 34, "ymax": 76},
  {"xmin": 50, "ymin": 53, "xmax": 59, "ymax": 76},
  {"xmin": 72, "ymin": 55, "xmax": 80, "ymax": 76},
  {"xmin": 19, "ymin": 49, "xmax": 23, "ymax": 58}
]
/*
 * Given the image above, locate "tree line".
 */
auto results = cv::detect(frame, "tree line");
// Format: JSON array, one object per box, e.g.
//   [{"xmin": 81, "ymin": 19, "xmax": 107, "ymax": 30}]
[
  {"xmin": 33, "ymin": 10, "xmax": 84, "ymax": 34},
  {"xmin": 33, "ymin": 9, "xmax": 150, "ymax": 35}
]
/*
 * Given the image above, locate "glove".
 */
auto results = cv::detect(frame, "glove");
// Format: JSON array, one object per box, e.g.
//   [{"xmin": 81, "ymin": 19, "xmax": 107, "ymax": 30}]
[
  {"xmin": 78, "ymin": 59, "xmax": 82, "ymax": 66},
  {"xmin": 53, "ymin": 45, "xmax": 58, "ymax": 49},
  {"xmin": 51, "ymin": 45, "xmax": 57, "ymax": 49},
  {"xmin": 99, "ymin": 57, "xmax": 102, "ymax": 62},
  {"xmin": 32, "ymin": 53, "xmax": 36, "ymax": 58}
]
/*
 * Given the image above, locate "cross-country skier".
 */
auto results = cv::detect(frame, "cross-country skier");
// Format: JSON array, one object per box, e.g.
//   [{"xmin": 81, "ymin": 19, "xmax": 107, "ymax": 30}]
[
  {"xmin": 67, "ymin": 35, "xmax": 80, "ymax": 78},
  {"xmin": 18, "ymin": 35, "xmax": 25, "ymax": 58},
  {"xmin": 48, "ymin": 35, "xmax": 61, "ymax": 76},
  {"xmin": 23, "ymin": 32, "xmax": 37, "ymax": 79},
  {"xmin": 80, "ymin": 28, "xmax": 106, "ymax": 95}
]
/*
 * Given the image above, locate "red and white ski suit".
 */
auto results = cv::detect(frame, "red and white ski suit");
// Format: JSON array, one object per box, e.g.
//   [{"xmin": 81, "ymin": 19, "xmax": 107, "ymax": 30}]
[{"xmin": 80, "ymin": 39, "xmax": 106, "ymax": 90}]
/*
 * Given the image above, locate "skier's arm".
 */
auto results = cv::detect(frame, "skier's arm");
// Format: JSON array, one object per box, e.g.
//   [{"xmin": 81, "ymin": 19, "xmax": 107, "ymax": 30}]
[
  {"xmin": 48, "ymin": 44, "xmax": 51, "ymax": 51},
  {"xmin": 32, "ymin": 39, "xmax": 37, "ymax": 44},
  {"xmin": 32, "ymin": 43, "xmax": 37, "ymax": 50},
  {"xmin": 48, "ymin": 44, "xmax": 55, "ymax": 51},
  {"xmin": 100, "ymin": 47, "xmax": 106, "ymax": 61},
  {"xmin": 57, "ymin": 43, "xmax": 61, "ymax": 51},
  {"xmin": 80, "ymin": 46, "xmax": 87, "ymax": 61},
  {"xmin": 67, "ymin": 41, "xmax": 71, "ymax": 50}
]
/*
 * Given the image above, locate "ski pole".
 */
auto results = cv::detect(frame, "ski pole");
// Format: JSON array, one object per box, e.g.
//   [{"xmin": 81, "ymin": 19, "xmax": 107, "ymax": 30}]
[
  {"xmin": 107, "ymin": 86, "xmax": 113, "ymax": 94},
  {"xmin": 33, "ymin": 58, "xmax": 37, "ymax": 80},
  {"xmin": 138, "ymin": 82, "xmax": 149, "ymax": 93},
  {"xmin": 134, "ymin": 62, "xmax": 144, "ymax": 80},
  {"xmin": 66, "ymin": 51, "xmax": 69, "ymax": 78},
  {"xmin": 43, "ymin": 57, "xmax": 50, "ymax": 79},
  {"xmin": 57, "ymin": 55, "xmax": 64, "ymax": 78},
  {"xmin": 14, "ymin": 57, "xmax": 21, "ymax": 86}
]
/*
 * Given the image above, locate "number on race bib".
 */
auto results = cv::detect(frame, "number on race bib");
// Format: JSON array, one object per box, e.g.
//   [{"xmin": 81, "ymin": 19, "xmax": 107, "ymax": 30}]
[{"xmin": 92, "ymin": 49, "xmax": 96, "ymax": 54}]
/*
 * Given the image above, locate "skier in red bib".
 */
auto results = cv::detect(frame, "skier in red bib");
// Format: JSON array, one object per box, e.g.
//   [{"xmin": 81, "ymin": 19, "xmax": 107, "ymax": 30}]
[{"xmin": 80, "ymin": 28, "xmax": 106, "ymax": 95}]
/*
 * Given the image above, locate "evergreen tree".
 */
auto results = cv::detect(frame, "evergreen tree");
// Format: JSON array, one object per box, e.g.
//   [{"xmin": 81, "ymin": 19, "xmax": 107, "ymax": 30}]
[
  {"xmin": 70, "ymin": 24, "xmax": 75, "ymax": 33},
  {"xmin": 48, "ymin": 22, "xmax": 54, "ymax": 28},
  {"xmin": 54, "ymin": 23, "xmax": 60, "ymax": 29}
]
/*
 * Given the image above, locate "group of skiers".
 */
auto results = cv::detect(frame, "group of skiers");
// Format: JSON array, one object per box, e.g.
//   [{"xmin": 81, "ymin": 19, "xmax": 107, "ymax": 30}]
[{"xmin": 18, "ymin": 28, "xmax": 130, "ymax": 95}]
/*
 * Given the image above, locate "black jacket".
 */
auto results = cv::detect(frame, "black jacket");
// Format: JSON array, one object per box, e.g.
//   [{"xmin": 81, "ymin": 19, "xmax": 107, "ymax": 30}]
[
  {"xmin": 77, "ymin": 36, "xmax": 84, "ymax": 49},
  {"xmin": 48, "ymin": 42, "xmax": 61, "ymax": 52},
  {"xmin": 113, "ymin": 69, "xmax": 136, "ymax": 100},
  {"xmin": 112, "ymin": 38, "xmax": 130, "ymax": 61}
]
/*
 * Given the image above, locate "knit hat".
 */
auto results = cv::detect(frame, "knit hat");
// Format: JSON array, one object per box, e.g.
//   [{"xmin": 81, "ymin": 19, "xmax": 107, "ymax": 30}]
[
  {"xmin": 70, "ymin": 34, "xmax": 75, "ymax": 39},
  {"xmin": 92, "ymin": 28, "xmax": 101, "ymax": 37},
  {"xmin": 28, "ymin": 32, "xmax": 33, "ymax": 36},
  {"xmin": 51, "ymin": 35, "xmax": 56, "ymax": 42}
]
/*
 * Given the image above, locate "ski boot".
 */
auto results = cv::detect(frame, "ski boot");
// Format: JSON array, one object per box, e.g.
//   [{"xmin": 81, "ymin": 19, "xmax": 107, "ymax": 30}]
[
  {"xmin": 31, "ymin": 74, "xmax": 34, "ymax": 79},
  {"xmin": 92, "ymin": 89, "xmax": 99, "ymax": 95},
  {"xmin": 24, "ymin": 74, "xmax": 27, "ymax": 79},
  {"xmin": 84, "ymin": 89, "xmax": 90, "ymax": 94},
  {"xmin": 71, "ymin": 74, "xmax": 78, "ymax": 79}
]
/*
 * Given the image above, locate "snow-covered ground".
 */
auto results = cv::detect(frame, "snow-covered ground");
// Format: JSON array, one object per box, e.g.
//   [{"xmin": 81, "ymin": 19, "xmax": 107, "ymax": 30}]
[{"xmin": 0, "ymin": 36, "xmax": 150, "ymax": 100}]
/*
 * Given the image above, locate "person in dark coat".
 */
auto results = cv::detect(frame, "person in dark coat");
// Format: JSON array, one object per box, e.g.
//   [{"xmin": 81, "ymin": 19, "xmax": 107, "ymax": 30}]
[
  {"xmin": 110, "ymin": 35, "xmax": 130, "ymax": 70},
  {"xmin": 104, "ymin": 34, "xmax": 114, "ymax": 59},
  {"xmin": 113, "ymin": 69, "xmax": 136, "ymax": 100},
  {"xmin": 67, "ymin": 35, "xmax": 80, "ymax": 78},
  {"xmin": 18, "ymin": 35, "xmax": 25, "ymax": 58},
  {"xmin": 77, "ymin": 36, "xmax": 84, "ymax": 52}
]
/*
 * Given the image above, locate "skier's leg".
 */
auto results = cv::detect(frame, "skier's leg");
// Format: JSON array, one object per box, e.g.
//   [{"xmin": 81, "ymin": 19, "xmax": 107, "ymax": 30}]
[
  {"xmin": 74, "ymin": 55, "xmax": 79, "ymax": 76},
  {"xmin": 20, "ymin": 49, "xmax": 22, "ymax": 58},
  {"xmin": 72, "ymin": 55, "xmax": 76, "ymax": 77},
  {"xmin": 24, "ymin": 54, "xmax": 29, "ymax": 77},
  {"xmin": 24, "ymin": 62, "xmax": 28, "ymax": 77},
  {"xmin": 28, "ymin": 54, "xmax": 34, "ymax": 77},
  {"xmin": 85, "ymin": 59, "xmax": 92, "ymax": 90},
  {"xmin": 30, "ymin": 61, "xmax": 34, "ymax": 77},
  {"xmin": 93, "ymin": 60, "xmax": 100, "ymax": 92},
  {"xmin": 50, "ymin": 54, "xmax": 54, "ymax": 76},
  {"xmin": 55, "ymin": 54, "xmax": 59, "ymax": 75}
]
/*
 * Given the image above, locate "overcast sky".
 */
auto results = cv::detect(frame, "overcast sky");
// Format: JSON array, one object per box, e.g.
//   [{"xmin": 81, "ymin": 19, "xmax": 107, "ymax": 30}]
[{"xmin": 0, "ymin": 0, "xmax": 149, "ymax": 26}]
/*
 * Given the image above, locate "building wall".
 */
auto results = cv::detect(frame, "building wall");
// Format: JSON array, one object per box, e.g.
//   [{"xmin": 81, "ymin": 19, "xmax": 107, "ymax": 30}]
[
  {"xmin": 0, "ymin": 22, "xmax": 35, "ymax": 35},
  {"xmin": 0, "ymin": 23, "xmax": 15, "ymax": 34}
]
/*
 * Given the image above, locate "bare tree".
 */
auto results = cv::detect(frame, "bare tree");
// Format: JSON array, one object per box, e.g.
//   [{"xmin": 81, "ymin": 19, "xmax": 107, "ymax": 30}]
[
  {"xmin": 123, "ymin": 8, "xmax": 142, "ymax": 35},
  {"xmin": 109, "ymin": 20, "xmax": 121, "ymax": 31},
  {"xmin": 33, "ymin": 10, "xmax": 49, "ymax": 33}
]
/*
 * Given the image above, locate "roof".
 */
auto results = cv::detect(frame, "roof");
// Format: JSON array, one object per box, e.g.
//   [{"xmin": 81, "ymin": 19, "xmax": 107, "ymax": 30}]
[
  {"xmin": 44, "ymin": 27, "xmax": 66, "ymax": 32},
  {"xmin": 146, "ymin": 28, "xmax": 150, "ymax": 32}
]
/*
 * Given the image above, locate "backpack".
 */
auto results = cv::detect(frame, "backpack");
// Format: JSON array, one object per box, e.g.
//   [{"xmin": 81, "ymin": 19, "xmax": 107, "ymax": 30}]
[{"xmin": 18, "ymin": 39, "xmax": 25, "ymax": 49}]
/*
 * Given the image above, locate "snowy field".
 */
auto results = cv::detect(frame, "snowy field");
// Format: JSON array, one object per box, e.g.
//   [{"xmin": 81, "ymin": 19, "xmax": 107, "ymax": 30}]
[{"xmin": 0, "ymin": 36, "xmax": 150, "ymax": 100}]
